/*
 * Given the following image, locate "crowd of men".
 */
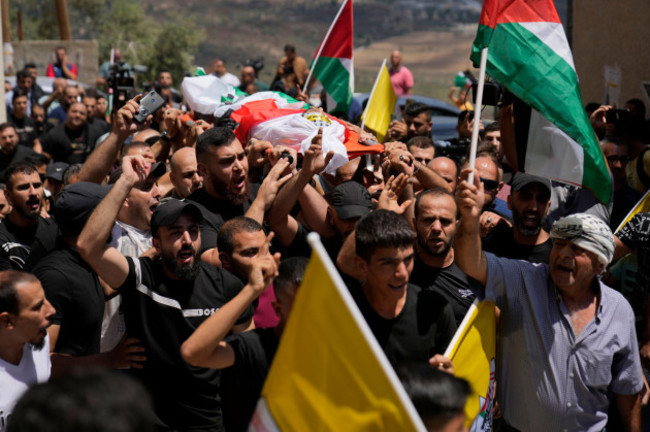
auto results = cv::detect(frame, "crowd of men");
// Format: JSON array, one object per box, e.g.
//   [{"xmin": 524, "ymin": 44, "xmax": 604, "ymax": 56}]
[{"xmin": 0, "ymin": 43, "xmax": 649, "ymax": 432}]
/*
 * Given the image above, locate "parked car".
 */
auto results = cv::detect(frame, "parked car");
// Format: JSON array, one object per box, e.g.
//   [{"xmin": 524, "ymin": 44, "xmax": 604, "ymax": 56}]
[{"xmin": 352, "ymin": 92, "xmax": 460, "ymax": 142}]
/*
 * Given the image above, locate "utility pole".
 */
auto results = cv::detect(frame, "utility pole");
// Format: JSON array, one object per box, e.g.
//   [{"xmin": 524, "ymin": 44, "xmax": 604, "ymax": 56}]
[
  {"xmin": 0, "ymin": 0, "xmax": 6, "ymax": 123},
  {"xmin": 54, "ymin": 0, "xmax": 72, "ymax": 40}
]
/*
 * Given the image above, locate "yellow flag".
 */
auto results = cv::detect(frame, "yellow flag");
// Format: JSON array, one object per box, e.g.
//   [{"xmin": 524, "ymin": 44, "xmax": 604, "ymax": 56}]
[
  {"xmin": 446, "ymin": 300, "xmax": 496, "ymax": 431},
  {"xmin": 615, "ymin": 189, "xmax": 650, "ymax": 233},
  {"xmin": 361, "ymin": 61, "xmax": 397, "ymax": 142},
  {"xmin": 249, "ymin": 233, "xmax": 424, "ymax": 432}
]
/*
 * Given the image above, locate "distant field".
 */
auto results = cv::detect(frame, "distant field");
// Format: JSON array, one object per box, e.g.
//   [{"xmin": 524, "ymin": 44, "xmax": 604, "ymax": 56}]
[{"xmin": 354, "ymin": 25, "xmax": 478, "ymax": 100}]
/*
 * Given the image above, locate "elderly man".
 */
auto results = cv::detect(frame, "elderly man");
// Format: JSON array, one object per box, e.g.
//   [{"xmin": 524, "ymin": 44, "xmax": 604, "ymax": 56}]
[{"xmin": 455, "ymin": 168, "xmax": 643, "ymax": 432}]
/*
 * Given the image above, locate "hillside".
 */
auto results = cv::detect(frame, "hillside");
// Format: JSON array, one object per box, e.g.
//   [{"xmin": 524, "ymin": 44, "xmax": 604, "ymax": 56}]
[{"xmin": 140, "ymin": 0, "xmax": 481, "ymax": 97}]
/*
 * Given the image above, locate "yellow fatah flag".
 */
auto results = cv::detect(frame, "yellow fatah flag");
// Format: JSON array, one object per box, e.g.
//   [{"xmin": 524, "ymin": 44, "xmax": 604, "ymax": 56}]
[
  {"xmin": 615, "ymin": 189, "xmax": 650, "ymax": 233},
  {"xmin": 249, "ymin": 233, "xmax": 425, "ymax": 432},
  {"xmin": 445, "ymin": 300, "xmax": 496, "ymax": 431},
  {"xmin": 361, "ymin": 60, "xmax": 397, "ymax": 142}
]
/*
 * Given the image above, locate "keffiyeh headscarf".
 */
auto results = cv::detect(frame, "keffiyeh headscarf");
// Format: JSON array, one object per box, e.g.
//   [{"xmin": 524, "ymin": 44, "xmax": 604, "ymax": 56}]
[{"xmin": 550, "ymin": 213, "xmax": 614, "ymax": 266}]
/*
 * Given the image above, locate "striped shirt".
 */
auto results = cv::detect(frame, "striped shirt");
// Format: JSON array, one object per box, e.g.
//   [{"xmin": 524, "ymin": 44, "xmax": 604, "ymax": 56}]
[{"xmin": 484, "ymin": 252, "xmax": 643, "ymax": 432}]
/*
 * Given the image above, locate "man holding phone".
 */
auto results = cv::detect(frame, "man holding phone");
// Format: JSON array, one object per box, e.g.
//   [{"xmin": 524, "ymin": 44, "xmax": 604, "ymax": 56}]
[{"xmin": 46, "ymin": 47, "xmax": 78, "ymax": 80}]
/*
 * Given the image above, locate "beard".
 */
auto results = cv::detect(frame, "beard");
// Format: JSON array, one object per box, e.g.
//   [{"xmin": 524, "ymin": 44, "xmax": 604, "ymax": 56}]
[
  {"xmin": 417, "ymin": 232, "xmax": 453, "ymax": 258},
  {"xmin": 16, "ymin": 199, "xmax": 42, "ymax": 220},
  {"xmin": 162, "ymin": 246, "xmax": 201, "ymax": 281},
  {"xmin": 512, "ymin": 207, "xmax": 546, "ymax": 237},
  {"xmin": 213, "ymin": 176, "xmax": 249, "ymax": 206}
]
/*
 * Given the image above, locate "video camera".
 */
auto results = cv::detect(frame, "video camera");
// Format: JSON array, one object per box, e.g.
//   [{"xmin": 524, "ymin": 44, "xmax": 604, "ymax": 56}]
[{"xmin": 108, "ymin": 62, "xmax": 148, "ymax": 113}]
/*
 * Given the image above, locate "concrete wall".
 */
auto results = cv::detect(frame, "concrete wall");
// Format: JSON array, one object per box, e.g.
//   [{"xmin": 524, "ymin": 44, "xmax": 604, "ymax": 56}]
[
  {"xmin": 573, "ymin": 0, "xmax": 650, "ymax": 107},
  {"xmin": 9, "ymin": 40, "xmax": 98, "ymax": 86}
]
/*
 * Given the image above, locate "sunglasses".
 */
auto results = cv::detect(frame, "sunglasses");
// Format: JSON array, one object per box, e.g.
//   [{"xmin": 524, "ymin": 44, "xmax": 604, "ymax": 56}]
[
  {"xmin": 480, "ymin": 177, "xmax": 499, "ymax": 191},
  {"xmin": 606, "ymin": 155, "xmax": 629, "ymax": 164}
]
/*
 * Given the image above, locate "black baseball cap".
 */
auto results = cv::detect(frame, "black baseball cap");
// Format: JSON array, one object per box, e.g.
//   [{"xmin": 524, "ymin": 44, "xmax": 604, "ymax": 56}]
[
  {"xmin": 150, "ymin": 198, "xmax": 203, "ymax": 236},
  {"xmin": 53, "ymin": 182, "xmax": 111, "ymax": 237},
  {"xmin": 510, "ymin": 172, "xmax": 552, "ymax": 195},
  {"xmin": 45, "ymin": 162, "xmax": 69, "ymax": 182},
  {"xmin": 108, "ymin": 161, "xmax": 167, "ymax": 187},
  {"xmin": 329, "ymin": 181, "xmax": 373, "ymax": 220}
]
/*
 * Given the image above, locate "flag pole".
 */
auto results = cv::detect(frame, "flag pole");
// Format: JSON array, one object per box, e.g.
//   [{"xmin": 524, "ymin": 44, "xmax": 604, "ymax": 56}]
[
  {"xmin": 360, "ymin": 58, "xmax": 386, "ymax": 131},
  {"xmin": 306, "ymin": 232, "xmax": 427, "ymax": 432},
  {"xmin": 443, "ymin": 298, "xmax": 479, "ymax": 358},
  {"xmin": 467, "ymin": 47, "xmax": 488, "ymax": 184},
  {"xmin": 302, "ymin": 0, "xmax": 349, "ymax": 94}
]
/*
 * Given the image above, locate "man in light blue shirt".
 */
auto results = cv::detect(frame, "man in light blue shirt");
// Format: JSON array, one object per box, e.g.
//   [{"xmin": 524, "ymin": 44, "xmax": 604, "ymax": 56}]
[{"xmin": 455, "ymin": 167, "xmax": 643, "ymax": 432}]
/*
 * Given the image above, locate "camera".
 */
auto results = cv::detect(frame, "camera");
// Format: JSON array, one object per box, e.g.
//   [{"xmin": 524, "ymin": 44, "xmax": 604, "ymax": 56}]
[{"xmin": 108, "ymin": 62, "xmax": 148, "ymax": 114}]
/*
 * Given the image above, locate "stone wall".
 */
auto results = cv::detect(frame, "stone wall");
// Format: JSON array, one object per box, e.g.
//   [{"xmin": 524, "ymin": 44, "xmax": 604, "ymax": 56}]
[{"xmin": 9, "ymin": 40, "xmax": 98, "ymax": 86}]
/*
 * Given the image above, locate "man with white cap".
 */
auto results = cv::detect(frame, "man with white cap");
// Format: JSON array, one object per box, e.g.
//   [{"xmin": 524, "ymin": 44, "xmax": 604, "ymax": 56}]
[{"xmin": 455, "ymin": 167, "xmax": 643, "ymax": 432}]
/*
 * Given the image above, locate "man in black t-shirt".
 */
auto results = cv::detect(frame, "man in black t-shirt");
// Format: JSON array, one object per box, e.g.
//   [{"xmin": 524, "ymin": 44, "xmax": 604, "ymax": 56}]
[
  {"xmin": 182, "ymin": 253, "xmax": 299, "ymax": 432},
  {"xmin": 409, "ymin": 188, "xmax": 476, "ymax": 325},
  {"xmin": 40, "ymin": 102, "xmax": 104, "ymax": 164},
  {"xmin": 187, "ymin": 127, "xmax": 291, "ymax": 254},
  {"xmin": 78, "ymin": 155, "xmax": 261, "ymax": 432},
  {"xmin": 0, "ymin": 162, "xmax": 58, "ymax": 271},
  {"xmin": 9, "ymin": 90, "xmax": 38, "ymax": 150},
  {"xmin": 34, "ymin": 182, "xmax": 145, "ymax": 373},
  {"xmin": 350, "ymin": 209, "xmax": 457, "ymax": 371},
  {"xmin": 0, "ymin": 124, "xmax": 37, "ymax": 178},
  {"xmin": 482, "ymin": 172, "xmax": 553, "ymax": 264}
]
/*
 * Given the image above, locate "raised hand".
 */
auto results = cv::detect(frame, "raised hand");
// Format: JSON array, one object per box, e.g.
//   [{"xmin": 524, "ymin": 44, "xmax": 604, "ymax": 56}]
[{"xmin": 378, "ymin": 173, "xmax": 412, "ymax": 214}]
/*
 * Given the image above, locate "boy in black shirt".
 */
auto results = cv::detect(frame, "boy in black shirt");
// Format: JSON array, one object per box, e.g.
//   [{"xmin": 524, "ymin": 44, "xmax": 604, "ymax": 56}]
[
  {"xmin": 351, "ymin": 209, "xmax": 457, "ymax": 371},
  {"xmin": 182, "ymin": 257, "xmax": 306, "ymax": 432}
]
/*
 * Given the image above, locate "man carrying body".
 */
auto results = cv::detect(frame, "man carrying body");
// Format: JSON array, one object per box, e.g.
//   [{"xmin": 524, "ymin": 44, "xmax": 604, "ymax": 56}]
[
  {"xmin": 212, "ymin": 58, "xmax": 241, "ymax": 88},
  {"xmin": 387, "ymin": 103, "xmax": 432, "ymax": 143},
  {"xmin": 0, "ymin": 271, "xmax": 55, "ymax": 432},
  {"xmin": 77, "ymin": 156, "xmax": 257, "ymax": 431},
  {"xmin": 455, "ymin": 168, "xmax": 643, "ymax": 431}
]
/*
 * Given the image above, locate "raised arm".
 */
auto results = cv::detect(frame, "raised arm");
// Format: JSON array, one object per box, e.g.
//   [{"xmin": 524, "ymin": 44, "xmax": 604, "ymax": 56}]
[
  {"xmin": 78, "ymin": 95, "xmax": 149, "ymax": 184},
  {"xmin": 454, "ymin": 167, "xmax": 488, "ymax": 285},
  {"xmin": 267, "ymin": 131, "xmax": 334, "ymax": 245},
  {"xmin": 245, "ymin": 158, "xmax": 292, "ymax": 225},
  {"xmin": 181, "ymin": 234, "xmax": 278, "ymax": 369},
  {"xmin": 77, "ymin": 156, "xmax": 149, "ymax": 288}
]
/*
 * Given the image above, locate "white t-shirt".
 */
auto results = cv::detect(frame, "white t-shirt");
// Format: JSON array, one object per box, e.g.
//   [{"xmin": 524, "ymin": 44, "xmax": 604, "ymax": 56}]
[
  {"xmin": 100, "ymin": 221, "xmax": 153, "ymax": 353},
  {"xmin": 0, "ymin": 335, "xmax": 51, "ymax": 431}
]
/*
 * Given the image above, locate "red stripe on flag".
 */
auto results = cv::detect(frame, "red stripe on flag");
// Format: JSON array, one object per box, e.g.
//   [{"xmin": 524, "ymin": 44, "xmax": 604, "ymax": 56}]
[
  {"xmin": 478, "ymin": 0, "xmax": 561, "ymax": 28},
  {"xmin": 315, "ymin": 0, "xmax": 353, "ymax": 59}
]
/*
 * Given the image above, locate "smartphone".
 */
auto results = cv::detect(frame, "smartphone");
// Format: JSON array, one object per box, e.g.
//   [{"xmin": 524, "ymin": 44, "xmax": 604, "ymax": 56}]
[
  {"xmin": 134, "ymin": 91, "xmax": 166, "ymax": 123},
  {"xmin": 605, "ymin": 108, "xmax": 631, "ymax": 124}
]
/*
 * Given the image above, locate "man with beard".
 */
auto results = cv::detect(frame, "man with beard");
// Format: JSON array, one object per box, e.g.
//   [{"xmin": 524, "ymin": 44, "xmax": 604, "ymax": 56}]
[
  {"xmin": 0, "ymin": 163, "xmax": 58, "ymax": 271},
  {"xmin": 77, "ymin": 155, "xmax": 263, "ymax": 432},
  {"xmin": 0, "ymin": 124, "xmax": 37, "ymax": 178},
  {"xmin": 41, "ymin": 102, "xmax": 104, "ymax": 164},
  {"xmin": 408, "ymin": 188, "xmax": 476, "ymax": 325},
  {"xmin": 0, "ymin": 271, "xmax": 55, "ymax": 431},
  {"xmin": 188, "ymin": 127, "xmax": 291, "ymax": 252},
  {"xmin": 482, "ymin": 172, "xmax": 553, "ymax": 264}
]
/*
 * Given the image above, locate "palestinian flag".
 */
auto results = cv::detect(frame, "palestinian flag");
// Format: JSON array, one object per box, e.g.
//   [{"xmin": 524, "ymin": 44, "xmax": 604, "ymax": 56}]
[
  {"xmin": 310, "ymin": 0, "xmax": 354, "ymax": 114},
  {"xmin": 471, "ymin": 0, "xmax": 611, "ymax": 205}
]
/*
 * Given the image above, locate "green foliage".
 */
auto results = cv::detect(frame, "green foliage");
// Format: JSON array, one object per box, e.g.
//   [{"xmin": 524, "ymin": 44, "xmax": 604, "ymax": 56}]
[
  {"xmin": 143, "ymin": 15, "xmax": 206, "ymax": 85},
  {"xmin": 9, "ymin": 0, "xmax": 205, "ymax": 86}
]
